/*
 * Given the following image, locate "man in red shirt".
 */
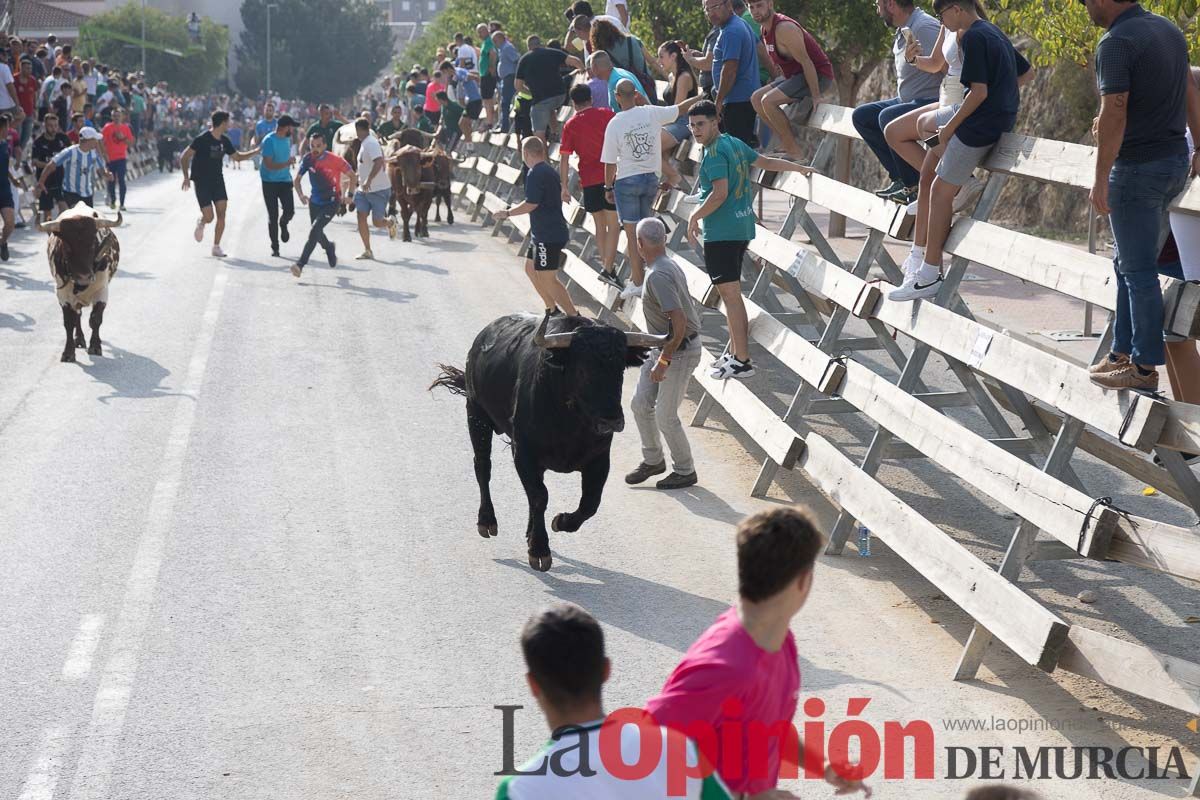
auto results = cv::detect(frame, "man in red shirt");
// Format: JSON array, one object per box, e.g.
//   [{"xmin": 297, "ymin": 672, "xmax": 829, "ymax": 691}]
[
  {"xmin": 13, "ymin": 58, "xmax": 38, "ymax": 149},
  {"xmin": 101, "ymin": 107, "xmax": 134, "ymax": 209},
  {"xmin": 559, "ymin": 84, "xmax": 621, "ymax": 287},
  {"xmin": 424, "ymin": 67, "xmax": 447, "ymax": 128},
  {"xmin": 646, "ymin": 507, "xmax": 870, "ymax": 799}
]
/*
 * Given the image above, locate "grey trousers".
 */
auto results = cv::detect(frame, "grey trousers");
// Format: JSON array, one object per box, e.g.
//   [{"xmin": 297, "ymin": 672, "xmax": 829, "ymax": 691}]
[{"xmin": 631, "ymin": 344, "xmax": 702, "ymax": 475}]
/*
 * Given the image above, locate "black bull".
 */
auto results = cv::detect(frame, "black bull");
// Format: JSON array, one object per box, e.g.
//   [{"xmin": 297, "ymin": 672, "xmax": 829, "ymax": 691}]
[{"xmin": 431, "ymin": 312, "xmax": 669, "ymax": 571}]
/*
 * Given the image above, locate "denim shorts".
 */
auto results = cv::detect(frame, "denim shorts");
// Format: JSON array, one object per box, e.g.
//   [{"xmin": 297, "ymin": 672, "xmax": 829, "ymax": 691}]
[
  {"xmin": 354, "ymin": 188, "xmax": 391, "ymax": 219},
  {"xmin": 612, "ymin": 172, "xmax": 658, "ymax": 224},
  {"xmin": 662, "ymin": 117, "xmax": 691, "ymax": 145}
]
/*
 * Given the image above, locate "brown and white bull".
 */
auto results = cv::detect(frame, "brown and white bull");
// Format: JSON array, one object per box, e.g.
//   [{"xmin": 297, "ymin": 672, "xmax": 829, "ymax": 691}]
[{"xmin": 38, "ymin": 203, "xmax": 122, "ymax": 362}]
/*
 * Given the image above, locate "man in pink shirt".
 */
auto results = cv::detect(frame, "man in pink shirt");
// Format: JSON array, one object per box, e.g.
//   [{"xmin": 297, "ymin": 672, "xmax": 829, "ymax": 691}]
[
  {"xmin": 424, "ymin": 68, "xmax": 446, "ymax": 129},
  {"xmin": 646, "ymin": 507, "xmax": 871, "ymax": 798}
]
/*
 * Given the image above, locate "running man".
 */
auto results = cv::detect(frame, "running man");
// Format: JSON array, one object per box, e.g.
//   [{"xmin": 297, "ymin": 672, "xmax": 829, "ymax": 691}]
[
  {"xmin": 180, "ymin": 110, "xmax": 260, "ymax": 258},
  {"xmin": 290, "ymin": 129, "xmax": 353, "ymax": 278},
  {"xmin": 352, "ymin": 118, "xmax": 397, "ymax": 260},
  {"xmin": 31, "ymin": 112, "xmax": 71, "ymax": 219},
  {"xmin": 260, "ymin": 114, "xmax": 298, "ymax": 257},
  {"xmin": 101, "ymin": 107, "xmax": 134, "ymax": 210},
  {"xmin": 493, "ymin": 137, "xmax": 578, "ymax": 317},
  {"xmin": 0, "ymin": 114, "xmax": 14, "ymax": 260}
]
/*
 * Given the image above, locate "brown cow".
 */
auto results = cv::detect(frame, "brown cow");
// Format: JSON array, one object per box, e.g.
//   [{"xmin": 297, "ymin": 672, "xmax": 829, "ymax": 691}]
[
  {"xmin": 38, "ymin": 203, "xmax": 122, "ymax": 362},
  {"xmin": 385, "ymin": 142, "xmax": 433, "ymax": 241}
]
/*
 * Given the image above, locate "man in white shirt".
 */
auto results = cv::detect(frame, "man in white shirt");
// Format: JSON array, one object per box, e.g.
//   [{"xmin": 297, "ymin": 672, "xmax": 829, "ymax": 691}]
[
  {"xmin": 455, "ymin": 36, "xmax": 477, "ymax": 68},
  {"xmin": 0, "ymin": 59, "xmax": 17, "ymax": 113},
  {"xmin": 606, "ymin": 0, "xmax": 629, "ymax": 28},
  {"xmin": 600, "ymin": 79, "xmax": 700, "ymax": 291},
  {"xmin": 352, "ymin": 117, "xmax": 397, "ymax": 259}
]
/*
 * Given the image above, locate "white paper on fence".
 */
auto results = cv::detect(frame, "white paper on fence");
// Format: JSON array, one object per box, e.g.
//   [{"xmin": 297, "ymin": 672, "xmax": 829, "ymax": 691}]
[{"xmin": 968, "ymin": 328, "xmax": 994, "ymax": 368}]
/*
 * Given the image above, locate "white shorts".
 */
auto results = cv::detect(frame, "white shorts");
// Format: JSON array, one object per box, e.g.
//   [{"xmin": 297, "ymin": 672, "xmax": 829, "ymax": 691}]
[{"xmin": 1170, "ymin": 210, "xmax": 1200, "ymax": 281}]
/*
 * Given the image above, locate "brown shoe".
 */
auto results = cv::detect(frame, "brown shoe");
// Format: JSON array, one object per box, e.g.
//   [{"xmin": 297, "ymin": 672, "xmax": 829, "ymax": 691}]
[
  {"xmin": 1090, "ymin": 363, "xmax": 1159, "ymax": 391},
  {"xmin": 1088, "ymin": 352, "xmax": 1129, "ymax": 375}
]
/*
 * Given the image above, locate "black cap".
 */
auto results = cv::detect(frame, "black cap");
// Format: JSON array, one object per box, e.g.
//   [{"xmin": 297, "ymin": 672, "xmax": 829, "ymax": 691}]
[{"xmin": 276, "ymin": 114, "xmax": 299, "ymax": 128}]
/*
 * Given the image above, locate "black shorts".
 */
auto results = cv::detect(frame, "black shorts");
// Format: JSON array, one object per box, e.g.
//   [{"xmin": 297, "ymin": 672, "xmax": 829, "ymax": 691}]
[
  {"xmin": 481, "ymin": 73, "xmax": 498, "ymax": 100},
  {"xmin": 38, "ymin": 185, "xmax": 63, "ymax": 211},
  {"xmin": 424, "ymin": 109, "xmax": 441, "ymax": 126},
  {"xmin": 62, "ymin": 191, "xmax": 93, "ymax": 208},
  {"xmin": 465, "ymin": 99, "xmax": 483, "ymax": 119},
  {"xmin": 525, "ymin": 239, "xmax": 566, "ymax": 271},
  {"xmin": 0, "ymin": 186, "xmax": 12, "ymax": 210},
  {"xmin": 581, "ymin": 184, "xmax": 616, "ymax": 213},
  {"xmin": 703, "ymin": 239, "xmax": 749, "ymax": 285},
  {"xmin": 194, "ymin": 178, "xmax": 227, "ymax": 208},
  {"xmin": 720, "ymin": 100, "xmax": 758, "ymax": 148}
]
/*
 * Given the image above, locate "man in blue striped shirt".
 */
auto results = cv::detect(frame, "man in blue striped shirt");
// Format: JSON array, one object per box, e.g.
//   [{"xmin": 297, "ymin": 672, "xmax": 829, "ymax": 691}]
[{"xmin": 34, "ymin": 126, "xmax": 111, "ymax": 208}]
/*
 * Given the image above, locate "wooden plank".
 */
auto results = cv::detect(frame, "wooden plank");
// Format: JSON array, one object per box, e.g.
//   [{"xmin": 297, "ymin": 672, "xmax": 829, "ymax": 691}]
[
  {"xmin": 1107, "ymin": 516, "xmax": 1200, "ymax": 585},
  {"xmin": 692, "ymin": 347, "xmax": 806, "ymax": 468},
  {"xmin": 561, "ymin": 251, "xmax": 620, "ymax": 309},
  {"xmin": 473, "ymin": 157, "xmax": 498, "ymax": 178},
  {"xmin": 494, "ymin": 162, "xmax": 522, "ymax": 186},
  {"xmin": 785, "ymin": 247, "xmax": 1171, "ymax": 452},
  {"xmin": 1059, "ymin": 627, "xmax": 1200, "ymax": 714},
  {"xmin": 798, "ymin": 432, "xmax": 1070, "ymax": 671},
  {"xmin": 806, "ymin": 104, "xmax": 859, "ymax": 139},
  {"xmin": 984, "ymin": 133, "xmax": 1096, "ymax": 190},
  {"xmin": 773, "ymin": 172, "xmax": 902, "ymax": 234}
]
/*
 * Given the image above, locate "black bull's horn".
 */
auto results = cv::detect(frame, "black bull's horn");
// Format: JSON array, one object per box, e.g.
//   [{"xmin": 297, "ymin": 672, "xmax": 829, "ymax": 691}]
[{"xmin": 532, "ymin": 311, "xmax": 672, "ymax": 349}]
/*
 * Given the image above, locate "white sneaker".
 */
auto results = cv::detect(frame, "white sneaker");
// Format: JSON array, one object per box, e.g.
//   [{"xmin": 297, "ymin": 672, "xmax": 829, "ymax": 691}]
[
  {"xmin": 953, "ymin": 175, "xmax": 985, "ymax": 214},
  {"xmin": 211, "ymin": 245, "xmax": 226, "ymax": 258},
  {"xmin": 711, "ymin": 351, "xmax": 734, "ymax": 370},
  {"xmin": 897, "ymin": 250, "xmax": 923, "ymax": 284},
  {"xmin": 710, "ymin": 357, "xmax": 756, "ymax": 380},
  {"xmin": 619, "ymin": 282, "xmax": 643, "ymax": 300},
  {"xmin": 889, "ymin": 263, "xmax": 942, "ymax": 302},
  {"xmin": 194, "ymin": 218, "xmax": 205, "ymax": 242},
  {"xmin": 356, "ymin": 250, "xmax": 374, "ymax": 260}
]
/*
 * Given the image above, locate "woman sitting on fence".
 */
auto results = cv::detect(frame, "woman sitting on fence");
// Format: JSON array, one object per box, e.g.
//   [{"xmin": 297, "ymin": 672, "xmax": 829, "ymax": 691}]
[{"xmin": 658, "ymin": 41, "xmax": 697, "ymax": 190}]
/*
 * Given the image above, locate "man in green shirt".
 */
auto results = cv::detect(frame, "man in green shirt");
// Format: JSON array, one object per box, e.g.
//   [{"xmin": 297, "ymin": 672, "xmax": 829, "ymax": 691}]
[
  {"xmin": 685, "ymin": 99, "xmax": 810, "ymax": 380},
  {"xmin": 433, "ymin": 91, "xmax": 464, "ymax": 150},
  {"xmin": 477, "ymin": 21, "xmax": 498, "ymax": 128},
  {"xmin": 303, "ymin": 103, "xmax": 344, "ymax": 155},
  {"xmin": 376, "ymin": 104, "xmax": 406, "ymax": 140}
]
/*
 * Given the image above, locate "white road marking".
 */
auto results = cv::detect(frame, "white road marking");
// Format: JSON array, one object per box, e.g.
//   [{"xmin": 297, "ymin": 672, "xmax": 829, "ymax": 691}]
[
  {"xmin": 17, "ymin": 725, "xmax": 69, "ymax": 800},
  {"xmin": 65, "ymin": 271, "xmax": 228, "ymax": 800},
  {"xmin": 61, "ymin": 614, "xmax": 106, "ymax": 681}
]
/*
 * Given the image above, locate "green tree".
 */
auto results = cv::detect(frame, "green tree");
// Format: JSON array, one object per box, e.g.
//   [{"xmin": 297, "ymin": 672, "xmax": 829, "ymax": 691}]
[
  {"xmin": 77, "ymin": 5, "xmax": 229, "ymax": 94},
  {"xmin": 998, "ymin": 0, "xmax": 1200, "ymax": 66},
  {"xmin": 236, "ymin": 0, "xmax": 393, "ymax": 103}
]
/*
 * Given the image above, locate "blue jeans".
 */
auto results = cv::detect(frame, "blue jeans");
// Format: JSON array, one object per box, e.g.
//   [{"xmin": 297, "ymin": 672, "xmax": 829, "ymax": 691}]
[
  {"xmin": 613, "ymin": 172, "xmax": 657, "ymax": 224},
  {"xmin": 1108, "ymin": 153, "xmax": 1190, "ymax": 366},
  {"xmin": 499, "ymin": 74, "xmax": 516, "ymax": 132},
  {"xmin": 107, "ymin": 158, "xmax": 127, "ymax": 206},
  {"xmin": 851, "ymin": 96, "xmax": 937, "ymax": 188}
]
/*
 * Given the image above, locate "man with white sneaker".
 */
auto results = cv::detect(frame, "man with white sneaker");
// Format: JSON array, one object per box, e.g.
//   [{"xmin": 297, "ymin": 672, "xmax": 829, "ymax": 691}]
[
  {"xmin": 889, "ymin": 0, "xmax": 1028, "ymax": 302},
  {"xmin": 180, "ymin": 110, "xmax": 260, "ymax": 258}
]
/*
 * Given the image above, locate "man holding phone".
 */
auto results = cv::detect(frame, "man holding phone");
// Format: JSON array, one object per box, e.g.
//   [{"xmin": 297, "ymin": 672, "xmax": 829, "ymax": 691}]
[{"xmin": 850, "ymin": 0, "xmax": 942, "ymax": 204}]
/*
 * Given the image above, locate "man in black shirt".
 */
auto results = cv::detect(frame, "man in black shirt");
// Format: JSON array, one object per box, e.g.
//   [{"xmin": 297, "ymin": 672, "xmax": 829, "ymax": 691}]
[
  {"xmin": 31, "ymin": 112, "xmax": 71, "ymax": 218},
  {"xmin": 493, "ymin": 136, "xmax": 577, "ymax": 316},
  {"xmin": 180, "ymin": 110, "xmax": 260, "ymax": 258},
  {"xmin": 1085, "ymin": 0, "xmax": 1197, "ymax": 390},
  {"xmin": 515, "ymin": 35, "xmax": 582, "ymax": 143}
]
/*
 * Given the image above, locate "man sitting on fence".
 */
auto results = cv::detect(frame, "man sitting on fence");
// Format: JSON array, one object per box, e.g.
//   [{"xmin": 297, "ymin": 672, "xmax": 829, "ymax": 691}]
[
  {"xmin": 851, "ymin": 0, "xmax": 942, "ymax": 205},
  {"xmin": 890, "ymin": 0, "xmax": 1029, "ymax": 302},
  {"xmin": 627, "ymin": 218, "xmax": 705, "ymax": 491},
  {"xmin": 747, "ymin": 0, "xmax": 835, "ymax": 160}
]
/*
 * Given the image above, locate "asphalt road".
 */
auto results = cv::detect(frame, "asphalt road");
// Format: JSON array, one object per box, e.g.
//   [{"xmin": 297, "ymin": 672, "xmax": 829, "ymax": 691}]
[{"xmin": 1, "ymin": 168, "xmax": 1196, "ymax": 799}]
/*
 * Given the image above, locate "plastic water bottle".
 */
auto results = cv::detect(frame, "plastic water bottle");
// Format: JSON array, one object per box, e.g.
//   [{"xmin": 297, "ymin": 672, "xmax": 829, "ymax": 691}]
[{"xmin": 856, "ymin": 524, "xmax": 871, "ymax": 557}]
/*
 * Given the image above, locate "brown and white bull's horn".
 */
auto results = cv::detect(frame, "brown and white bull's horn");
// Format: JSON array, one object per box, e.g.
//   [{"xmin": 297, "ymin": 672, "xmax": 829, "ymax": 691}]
[
  {"xmin": 625, "ymin": 320, "xmax": 673, "ymax": 348},
  {"xmin": 36, "ymin": 212, "xmax": 62, "ymax": 233},
  {"xmin": 533, "ymin": 311, "xmax": 574, "ymax": 349},
  {"xmin": 95, "ymin": 212, "xmax": 122, "ymax": 228}
]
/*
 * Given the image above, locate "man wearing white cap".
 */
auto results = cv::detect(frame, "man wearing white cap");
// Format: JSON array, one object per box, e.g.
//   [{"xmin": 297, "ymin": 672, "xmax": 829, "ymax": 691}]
[{"xmin": 34, "ymin": 125, "xmax": 111, "ymax": 208}]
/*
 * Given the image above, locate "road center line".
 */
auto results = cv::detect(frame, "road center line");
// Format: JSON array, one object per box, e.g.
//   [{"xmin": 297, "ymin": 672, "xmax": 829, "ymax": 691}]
[
  {"xmin": 65, "ymin": 270, "xmax": 228, "ymax": 800},
  {"xmin": 16, "ymin": 725, "xmax": 69, "ymax": 800},
  {"xmin": 61, "ymin": 614, "xmax": 106, "ymax": 681}
]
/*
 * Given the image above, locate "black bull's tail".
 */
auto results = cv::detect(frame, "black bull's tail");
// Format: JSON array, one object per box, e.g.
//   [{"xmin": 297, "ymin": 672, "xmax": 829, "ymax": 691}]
[{"xmin": 430, "ymin": 364, "xmax": 467, "ymax": 396}]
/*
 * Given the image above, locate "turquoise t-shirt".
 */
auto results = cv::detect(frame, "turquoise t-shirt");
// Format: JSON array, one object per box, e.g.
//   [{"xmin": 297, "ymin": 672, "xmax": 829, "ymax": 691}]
[
  {"xmin": 698, "ymin": 133, "xmax": 758, "ymax": 242},
  {"xmin": 259, "ymin": 130, "xmax": 292, "ymax": 182},
  {"xmin": 606, "ymin": 67, "xmax": 647, "ymax": 109}
]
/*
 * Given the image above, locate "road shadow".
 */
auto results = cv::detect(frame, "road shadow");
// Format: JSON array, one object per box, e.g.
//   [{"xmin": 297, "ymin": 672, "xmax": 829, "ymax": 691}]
[
  {"xmin": 629, "ymin": 482, "xmax": 747, "ymax": 526},
  {"xmin": 0, "ymin": 311, "xmax": 35, "ymax": 332},
  {"xmin": 495, "ymin": 554, "xmax": 727, "ymax": 653},
  {"xmin": 117, "ymin": 269, "xmax": 155, "ymax": 280},
  {"xmin": 375, "ymin": 255, "xmax": 450, "ymax": 275},
  {"xmin": 333, "ymin": 276, "xmax": 417, "ymax": 304},
  {"xmin": 0, "ymin": 265, "xmax": 52, "ymax": 292},
  {"xmin": 222, "ymin": 257, "xmax": 291, "ymax": 274},
  {"xmin": 80, "ymin": 345, "xmax": 180, "ymax": 403},
  {"xmin": 409, "ymin": 236, "xmax": 476, "ymax": 253}
]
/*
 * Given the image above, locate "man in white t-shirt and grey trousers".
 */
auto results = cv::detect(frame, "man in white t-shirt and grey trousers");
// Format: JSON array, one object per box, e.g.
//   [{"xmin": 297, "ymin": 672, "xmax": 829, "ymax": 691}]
[
  {"xmin": 600, "ymin": 79, "xmax": 701, "ymax": 297},
  {"xmin": 626, "ymin": 217, "xmax": 704, "ymax": 490}
]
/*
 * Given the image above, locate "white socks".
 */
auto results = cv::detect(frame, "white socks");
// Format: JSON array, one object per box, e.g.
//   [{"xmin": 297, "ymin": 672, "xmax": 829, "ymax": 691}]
[{"xmin": 915, "ymin": 261, "xmax": 941, "ymax": 283}]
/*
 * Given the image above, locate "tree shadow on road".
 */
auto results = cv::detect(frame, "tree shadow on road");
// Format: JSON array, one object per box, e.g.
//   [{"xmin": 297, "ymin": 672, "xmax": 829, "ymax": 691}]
[
  {"xmin": 80, "ymin": 345, "xmax": 181, "ymax": 403},
  {"xmin": 0, "ymin": 311, "xmax": 35, "ymax": 332},
  {"xmin": 495, "ymin": 554, "xmax": 727, "ymax": 653}
]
